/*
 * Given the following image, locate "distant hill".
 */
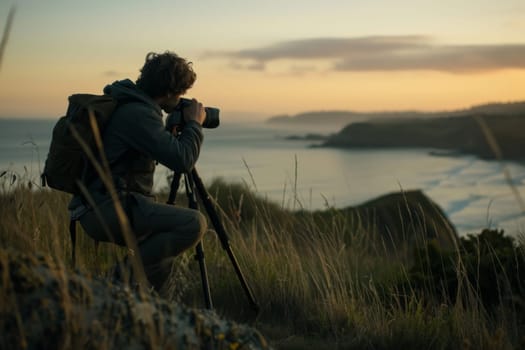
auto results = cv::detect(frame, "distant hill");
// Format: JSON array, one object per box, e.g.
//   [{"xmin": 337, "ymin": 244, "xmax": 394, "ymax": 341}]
[
  {"xmin": 322, "ymin": 113, "xmax": 525, "ymax": 162},
  {"xmin": 266, "ymin": 101, "xmax": 525, "ymax": 129}
]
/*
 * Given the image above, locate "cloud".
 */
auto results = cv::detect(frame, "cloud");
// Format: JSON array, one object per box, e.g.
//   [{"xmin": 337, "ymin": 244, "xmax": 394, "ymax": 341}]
[
  {"xmin": 102, "ymin": 70, "xmax": 121, "ymax": 77},
  {"xmin": 228, "ymin": 61, "xmax": 266, "ymax": 71},
  {"xmin": 208, "ymin": 36, "xmax": 525, "ymax": 73}
]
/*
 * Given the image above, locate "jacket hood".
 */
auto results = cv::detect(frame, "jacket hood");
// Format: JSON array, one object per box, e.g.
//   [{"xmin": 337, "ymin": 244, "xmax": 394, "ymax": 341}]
[{"xmin": 103, "ymin": 79, "xmax": 162, "ymax": 114}]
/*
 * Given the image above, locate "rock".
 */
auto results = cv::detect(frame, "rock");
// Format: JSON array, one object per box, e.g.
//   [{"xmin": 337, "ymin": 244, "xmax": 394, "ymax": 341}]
[{"xmin": 0, "ymin": 249, "xmax": 272, "ymax": 350}]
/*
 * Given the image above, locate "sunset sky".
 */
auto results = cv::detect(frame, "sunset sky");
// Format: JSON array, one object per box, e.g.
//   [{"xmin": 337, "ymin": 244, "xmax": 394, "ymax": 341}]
[{"xmin": 1, "ymin": 0, "xmax": 524, "ymax": 121}]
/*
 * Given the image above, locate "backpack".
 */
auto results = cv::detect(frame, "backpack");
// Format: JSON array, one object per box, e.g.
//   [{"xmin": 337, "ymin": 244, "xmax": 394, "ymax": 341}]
[
  {"xmin": 41, "ymin": 93, "xmax": 118, "ymax": 194},
  {"xmin": 42, "ymin": 93, "xmax": 120, "ymax": 266}
]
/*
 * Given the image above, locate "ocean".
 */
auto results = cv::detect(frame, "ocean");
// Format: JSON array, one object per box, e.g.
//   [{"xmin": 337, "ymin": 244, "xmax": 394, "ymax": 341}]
[{"xmin": 1, "ymin": 117, "xmax": 524, "ymax": 237}]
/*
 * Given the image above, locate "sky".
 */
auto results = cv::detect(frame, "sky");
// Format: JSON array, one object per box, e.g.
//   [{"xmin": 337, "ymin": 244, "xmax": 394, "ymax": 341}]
[{"xmin": 1, "ymin": 0, "xmax": 525, "ymax": 121}]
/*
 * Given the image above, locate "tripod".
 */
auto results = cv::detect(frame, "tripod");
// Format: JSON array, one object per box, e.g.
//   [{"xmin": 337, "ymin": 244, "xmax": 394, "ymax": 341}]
[{"xmin": 167, "ymin": 167, "xmax": 259, "ymax": 314}]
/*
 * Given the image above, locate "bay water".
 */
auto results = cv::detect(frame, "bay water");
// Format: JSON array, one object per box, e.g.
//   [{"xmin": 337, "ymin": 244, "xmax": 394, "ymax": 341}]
[{"xmin": 1, "ymin": 117, "xmax": 524, "ymax": 237}]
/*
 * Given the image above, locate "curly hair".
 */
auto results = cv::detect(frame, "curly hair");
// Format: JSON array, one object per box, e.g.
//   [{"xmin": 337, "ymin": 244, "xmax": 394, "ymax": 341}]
[{"xmin": 136, "ymin": 51, "xmax": 197, "ymax": 98}]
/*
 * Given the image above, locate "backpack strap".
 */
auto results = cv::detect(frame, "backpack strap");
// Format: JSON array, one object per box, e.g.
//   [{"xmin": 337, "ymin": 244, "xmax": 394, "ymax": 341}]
[{"xmin": 69, "ymin": 219, "xmax": 77, "ymax": 267}]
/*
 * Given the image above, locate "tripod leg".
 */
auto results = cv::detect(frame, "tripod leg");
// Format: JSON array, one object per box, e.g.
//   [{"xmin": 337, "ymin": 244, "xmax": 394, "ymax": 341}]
[
  {"xmin": 191, "ymin": 168, "xmax": 260, "ymax": 314},
  {"xmin": 166, "ymin": 173, "xmax": 182, "ymax": 205},
  {"xmin": 195, "ymin": 242, "xmax": 213, "ymax": 309},
  {"xmin": 183, "ymin": 172, "xmax": 214, "ymax": 310}
]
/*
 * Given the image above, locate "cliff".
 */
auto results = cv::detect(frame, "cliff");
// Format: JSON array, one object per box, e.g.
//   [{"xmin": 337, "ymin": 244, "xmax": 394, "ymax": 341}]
[{"xmin": 322, "ymin": 113, "xmax": 525, "ymax": 162}]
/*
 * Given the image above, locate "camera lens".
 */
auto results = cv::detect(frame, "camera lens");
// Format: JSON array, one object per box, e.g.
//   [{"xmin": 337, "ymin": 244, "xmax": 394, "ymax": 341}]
[
  {"xmin": 203, "ymin": 107, "xmax": 220, "ymax": 128},
  {"xmin": 167, "ymin": 98, "xmax": 220, "ymax": 129}
]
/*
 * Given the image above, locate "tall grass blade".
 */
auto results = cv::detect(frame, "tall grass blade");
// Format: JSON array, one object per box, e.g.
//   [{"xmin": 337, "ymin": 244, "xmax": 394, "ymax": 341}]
[
  {"xmin": 69, "ymin": 110, "xmax": 148, "ymax": 291},
  {"xmin": 474, "ymin": 114, "xmax": 525, "ymax": 213},
  {"xmin": 0, "ymin": 5, "xmax": 15, "ymax": 71}
]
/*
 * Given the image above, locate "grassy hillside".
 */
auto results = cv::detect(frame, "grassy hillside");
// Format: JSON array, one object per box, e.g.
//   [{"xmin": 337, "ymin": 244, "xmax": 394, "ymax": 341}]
[{"xmin": 1, "ymin": 174, "xmax": 525, "ymax": 349}]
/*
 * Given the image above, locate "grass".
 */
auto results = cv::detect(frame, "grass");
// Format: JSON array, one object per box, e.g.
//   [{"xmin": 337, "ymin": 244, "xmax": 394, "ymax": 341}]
[
  {"xmin": 1, "ymin": 170, "xmax": 524, "ymax": 349},
  {"xmin": 2, "ymin": 7, "xmax": 523, "ymax": 347},
  {"xmin": 3, "ymin": 6, "xmax": 524, "ymax": 347}
]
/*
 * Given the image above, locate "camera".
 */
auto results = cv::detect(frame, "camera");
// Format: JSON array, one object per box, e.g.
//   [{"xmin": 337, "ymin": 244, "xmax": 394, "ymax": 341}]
[{"xmin": 167, "ymin": 98, "xmax": 220, "ymax": 129}]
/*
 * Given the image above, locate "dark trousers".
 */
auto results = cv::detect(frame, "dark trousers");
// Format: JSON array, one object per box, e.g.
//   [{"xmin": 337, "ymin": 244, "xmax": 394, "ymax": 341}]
[{"xmin": 79, "ymin": 192, "xmax": 207, "ymax": 290}]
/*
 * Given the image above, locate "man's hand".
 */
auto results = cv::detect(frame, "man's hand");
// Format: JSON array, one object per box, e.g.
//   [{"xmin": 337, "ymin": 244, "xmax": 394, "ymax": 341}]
[{"xmin": 183, "ymin": 98, "xmax": 206, "ymax": 125}]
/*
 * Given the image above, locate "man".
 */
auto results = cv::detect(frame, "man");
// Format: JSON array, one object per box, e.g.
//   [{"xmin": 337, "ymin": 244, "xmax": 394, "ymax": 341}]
[{"xmin": 68, "ymin": 51, "xmax": 208, "ymax": 292}]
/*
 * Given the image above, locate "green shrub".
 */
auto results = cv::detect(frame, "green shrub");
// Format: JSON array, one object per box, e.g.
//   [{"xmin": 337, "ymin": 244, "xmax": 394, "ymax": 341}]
[{"xmin": 407, "ymin": 229, "xmax": 525, "ymax": 314}]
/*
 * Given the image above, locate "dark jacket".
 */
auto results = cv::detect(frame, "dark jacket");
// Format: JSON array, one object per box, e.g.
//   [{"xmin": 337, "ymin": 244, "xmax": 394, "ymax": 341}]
[{"xmin": 68, "ymin": 79, "xmax": 203, "ymax": 216}]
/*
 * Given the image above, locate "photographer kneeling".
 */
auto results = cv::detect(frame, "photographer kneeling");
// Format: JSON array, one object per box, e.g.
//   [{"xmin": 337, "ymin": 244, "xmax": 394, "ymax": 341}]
[{"xmin": 68, "ymin": 51, "xmax": 208, "ymax": 293}]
